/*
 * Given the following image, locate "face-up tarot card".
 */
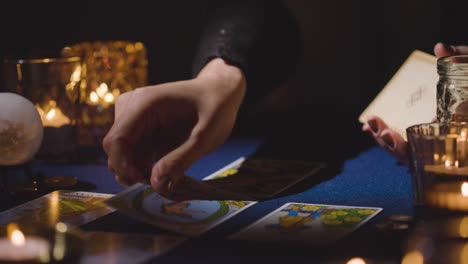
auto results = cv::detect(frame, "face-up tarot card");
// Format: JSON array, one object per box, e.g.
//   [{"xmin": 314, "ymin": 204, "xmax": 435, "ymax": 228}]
[
  {"xmin": 105, "ymin": 183, "xmax": 256, "ymax": 236},
  {"xmin": 0, "ymin": 191, "xmax": 115, "ymax": 228},
  {"xmin": 230, "ymin": 202, "xmax": 382, "ymax": 245},
  {"xmin": 79, "ymin": 231, "xmax": 186, "ymax": 264}
]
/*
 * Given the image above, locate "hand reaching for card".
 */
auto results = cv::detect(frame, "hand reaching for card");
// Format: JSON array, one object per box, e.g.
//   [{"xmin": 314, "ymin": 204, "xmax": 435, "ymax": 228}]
[
  {"xmin": 103, "ymin": 58, "xmax": 246, "ymax": 196},
  {"xmin": 362, "ymin": 42, "xmax": 468, "ymax": 165}
]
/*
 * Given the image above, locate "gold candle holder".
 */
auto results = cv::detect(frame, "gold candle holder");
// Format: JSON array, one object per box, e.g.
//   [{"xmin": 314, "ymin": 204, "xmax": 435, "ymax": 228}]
[{"xmin": 61, "ymin": 40, "xmax": 148, "ymax": 147}]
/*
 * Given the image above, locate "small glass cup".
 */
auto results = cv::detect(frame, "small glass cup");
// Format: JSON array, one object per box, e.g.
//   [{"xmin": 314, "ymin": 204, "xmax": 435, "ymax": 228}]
[
  {"xmin": 406, "ymin": 122, "xmax": 468, "ymax": 213},
  {"xmin": 3, "ymin": 57, "xmax": 83, "ymax": 163}
]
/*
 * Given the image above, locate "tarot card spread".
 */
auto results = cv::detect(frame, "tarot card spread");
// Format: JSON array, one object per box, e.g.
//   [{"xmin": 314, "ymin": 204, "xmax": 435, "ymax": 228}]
[
  {"xmin": 0, "ymin": 191, "xmax": 115, "ymax": 228},
  {"xmin": 230, "ymin": 202, "xmax": 382, "ymax": 245},
  {"xmin": 105, "ymin": 183, "xmax": 256, "ymax": 236}
]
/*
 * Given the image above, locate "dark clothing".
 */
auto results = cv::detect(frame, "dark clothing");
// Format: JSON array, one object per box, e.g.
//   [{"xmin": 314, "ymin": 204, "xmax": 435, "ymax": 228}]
[{"xmin": 191, "ymin": 0, "xmax": 303, "ymax": 107}]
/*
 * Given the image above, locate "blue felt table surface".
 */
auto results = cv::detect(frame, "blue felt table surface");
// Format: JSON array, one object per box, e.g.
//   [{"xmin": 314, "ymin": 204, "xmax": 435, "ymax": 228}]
[{"xmin": 2, "ymin": 136, "xmax": 413, "ymax": 263}]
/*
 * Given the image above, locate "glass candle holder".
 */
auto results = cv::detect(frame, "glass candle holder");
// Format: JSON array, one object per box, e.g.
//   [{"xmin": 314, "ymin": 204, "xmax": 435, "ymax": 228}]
[
  {"xmin": 3, "ymin": 57, "xmax": 83, "ymax": 162},
  {"xmin": 61, "ymin": 40, "xmax": 148, "ymax": 147},
  {"xmin": 407, "ymin": 122, "xmax": 468, "ymax": 211}
]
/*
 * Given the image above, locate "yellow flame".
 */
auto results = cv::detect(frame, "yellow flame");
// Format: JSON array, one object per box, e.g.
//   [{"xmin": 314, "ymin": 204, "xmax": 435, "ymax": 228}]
[
  {"xmin": 461, "ymin": 182, "xmax": 468, "ymax": 197},
  {"xmin": 70, "ymin": 65, "xmax": 81, "ymax": 83},
  {"xmin": 10, "ymin": 229, "xmax": 25, "ymax": 247},
  {"xmin": 346, "ymin": 257, "xmax": 366, "ymax": 264},
  {"xmin": 96, "ymin": 83, "xmax": 108, "ymax": 98},
  {"xmin": 446, "ymin": 160, "xmax": 451, "ymax": 167},
  {"xmin": 46, "ymin": 108, "xmax": 56, "ymax": 120},
  {"xmin": 90, "ymin": 91, "xmax": 99, "ymax": 103},
  {"xmin": 104, "ymin": 93, "xmax": 114, "ymax": 103}
]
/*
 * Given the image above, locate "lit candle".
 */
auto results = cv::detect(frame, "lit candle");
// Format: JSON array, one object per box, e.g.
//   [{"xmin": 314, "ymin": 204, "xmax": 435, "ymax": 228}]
[
  {"xmin": 0, "ymin": 226, "xmax": 50, "ymax": 262},
  {"xmin": 425, "ymin": 181, "xmax": 468, "ymax": 211},
  {"xmin": 86, "ymin": 83, "xmax": 117, "ymax": 107},
  {"xmin": 35, "ymin": 101, "xmax": 71, "ymax": 128}
]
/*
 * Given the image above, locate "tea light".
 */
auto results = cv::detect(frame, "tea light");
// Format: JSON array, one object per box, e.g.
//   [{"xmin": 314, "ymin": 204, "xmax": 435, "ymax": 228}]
[
  {"xmin": 425, "ymin": 181, "xmax": 468, "ymax": 211},
  {"xmin": 86, "ymin": 83, "xmax": 118, "ymax": 108},
  {"xmin": 0, "ymin": 226, "xmax": 50, "ymax": 263},
  {"xmin": 424, "ymin": 164, "xmax": 468, "ymax": 177},
  {"xmin": 36, "ymin": 101, "xmax": 71, "ymax": 128}
]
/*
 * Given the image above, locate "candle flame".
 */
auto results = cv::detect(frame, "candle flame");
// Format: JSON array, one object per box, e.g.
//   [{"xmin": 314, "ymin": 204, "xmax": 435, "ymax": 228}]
[
  {"xmin": 90, "ymin": 91, "xmax": 99, "ymax": 103},
  {"xmin": 346, "ymin": 257, "xmax": 366, "ymax": 264},
  {"xmin": 46, "ymin": 108, "xmax": 56, "ymax": 120},
  {"xmin": 446, "ymin": 160, "xmax": 452, "ymax": 167},
  {"xmin": 104, "ymin": 93, "xmax": 115, "ymax": 103},
  {"xmin": 10, "ymin": 229, "xmax": 25, "ymax": 247},
  {"xmin": 462, "ymin": 182, "xmax": 468, "ymax": 197},
  {"xmin": 96, "ymin": 83, "xmax": 109, "ymax": 98}
]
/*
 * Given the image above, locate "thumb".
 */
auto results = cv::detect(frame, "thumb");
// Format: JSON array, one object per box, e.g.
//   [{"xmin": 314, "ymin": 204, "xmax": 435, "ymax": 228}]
[{"xmin": 150, "ymin": 130, "xmax": 203, "ymax": 196}]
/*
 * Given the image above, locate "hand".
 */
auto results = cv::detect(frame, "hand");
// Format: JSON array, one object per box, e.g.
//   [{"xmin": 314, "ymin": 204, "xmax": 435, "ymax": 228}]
[
  {"xmin": 103, "ymin": 58, "xmax": 246, "ymax": 196},
  {"xmin": 363, "ymin": 42, "xmax": 468, "ymax": 165}
]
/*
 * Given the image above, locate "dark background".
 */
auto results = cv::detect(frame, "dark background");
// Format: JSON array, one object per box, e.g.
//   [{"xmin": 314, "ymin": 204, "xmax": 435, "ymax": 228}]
[{"xmin": 0, "ymin": 0, "xmax": 466, "ymax": 159}]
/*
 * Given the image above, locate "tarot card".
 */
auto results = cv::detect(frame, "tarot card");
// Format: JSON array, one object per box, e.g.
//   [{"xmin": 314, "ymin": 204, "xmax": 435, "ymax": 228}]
[
  {"xmin": 80, "ymin": 231, "xmax": 186, "ymax": 264},
  {"xmin": 0, "ymin": 191, "xmax": 115, "ymax": 228},
  {"xmin": 230, "ymin": 202, "xmax": 382, "ymax": 244},
  {"xmin": 359, "ymin": 50, "xmax": 438, "ymax": 140},
  {"xmin": 203, "ymin": 158, "xmax": 325, "ymax": 200},
  {"xmin": 202, "ymin": 157, "xmax": 246, "ymax": 180},
  {"xmin": 105, "ymin": 183, "xmax": 256, "ymax": 236}
]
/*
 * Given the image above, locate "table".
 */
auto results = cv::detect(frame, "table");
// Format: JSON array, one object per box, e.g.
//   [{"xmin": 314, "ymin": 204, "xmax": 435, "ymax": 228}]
[{"xmin": 1, "ymin": 130, "xmax": 414, "ymax": 264}]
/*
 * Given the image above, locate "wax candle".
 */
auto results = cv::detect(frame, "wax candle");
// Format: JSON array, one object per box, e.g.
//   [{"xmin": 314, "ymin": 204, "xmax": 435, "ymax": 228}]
[
  {"xmin": 0, "ymin": 229, "xmax": 50, "ymax": 263},
  {"xmin": 425, "ymin": 181, "xmax": 468, "ymax": 211},
  {"xmin": 36, "ymin": 105, "xmax": 71, "ymax": 128}
]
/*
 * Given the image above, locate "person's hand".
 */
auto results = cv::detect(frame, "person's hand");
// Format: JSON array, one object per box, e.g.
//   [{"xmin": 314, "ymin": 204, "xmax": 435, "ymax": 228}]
[
  {"xmin": 103, "ymin": 58, "xmax": 246, "ymax": 196},
  {"xmin": 363, "ymin": 42, "xmax": 468, "ymax": 165}
]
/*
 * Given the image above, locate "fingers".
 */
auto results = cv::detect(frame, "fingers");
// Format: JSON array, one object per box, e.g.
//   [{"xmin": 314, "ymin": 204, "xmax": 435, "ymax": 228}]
[
  {"xmin": 362, "ymin": 115, "xmax": 409, "ymax": 165},
  {"xmin": 434, "ymin": 42, "xmax": 468, "ymax": 58},
  {"xmin": 150, "ymin": 128, "xmax": 202, "ymax": 197},
  {"xmin": 104, "ymin": 136, "xmax": 145, "ymax": 187}
]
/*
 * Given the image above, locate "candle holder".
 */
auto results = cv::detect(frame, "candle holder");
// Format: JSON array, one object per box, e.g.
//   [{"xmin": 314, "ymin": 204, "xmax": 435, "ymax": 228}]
[
  {"xmin": 61, "ymin": 40, "xmax": 148, "ymax": 148},
  {"xmin": 407, "ymin": 122, "xmax": 468, "ymax": 213},
  {"xmin": 3, "ymin": 57, "xmax": 83, "ymax": 163},
  {"xmin": 0, "ymin": 222, "xmax": 84, "ymax": 263}
]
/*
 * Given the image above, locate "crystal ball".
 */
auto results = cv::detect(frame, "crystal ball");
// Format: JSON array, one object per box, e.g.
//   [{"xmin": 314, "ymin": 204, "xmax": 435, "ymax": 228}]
[{"xmin": 0, "ymin": 93, "xmax": 44, "ymax": 165}]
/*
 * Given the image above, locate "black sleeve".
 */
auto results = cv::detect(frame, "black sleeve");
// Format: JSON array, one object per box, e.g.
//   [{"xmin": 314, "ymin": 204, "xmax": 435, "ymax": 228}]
[{"xmin": 191, "ymin": 0, "xmax": 303, "ymax": 106}]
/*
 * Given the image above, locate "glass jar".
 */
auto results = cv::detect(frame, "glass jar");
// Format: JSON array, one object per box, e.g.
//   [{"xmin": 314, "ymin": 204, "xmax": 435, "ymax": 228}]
[{"xmin": 437, "ymin": 55, "xmax": 468, "ymax": 122}]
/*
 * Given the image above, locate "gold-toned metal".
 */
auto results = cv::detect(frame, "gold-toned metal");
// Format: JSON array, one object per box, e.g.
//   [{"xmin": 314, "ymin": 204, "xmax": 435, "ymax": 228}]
[{"xmin": 62, "ymin": 40, "xmax": 148, "ymax": 146}]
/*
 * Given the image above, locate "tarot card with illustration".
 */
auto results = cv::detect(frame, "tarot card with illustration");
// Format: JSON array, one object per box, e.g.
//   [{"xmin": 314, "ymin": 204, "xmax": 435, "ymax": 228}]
[
  {"xmin": 105, "ymin": 183, "xmax": 256, "ymax": 236},
  {"xmin": 0, "ymin": 191, "xmax": 115, "ymax": 229},
  {"xmin": 230, "ymin": 202, "xmax": 382, "ymax": 245},
  {"xmin": 80, "ymin": 231, "xmax": 186, "ymax": 264}
]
